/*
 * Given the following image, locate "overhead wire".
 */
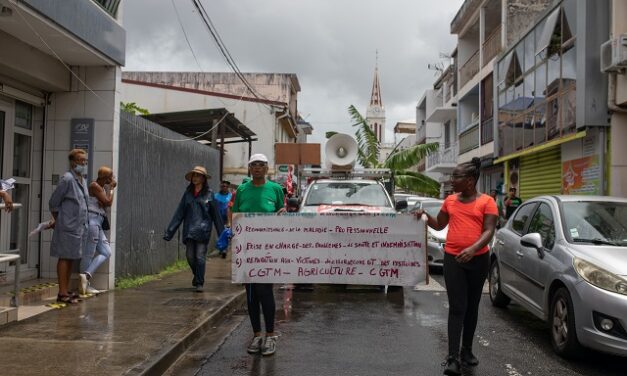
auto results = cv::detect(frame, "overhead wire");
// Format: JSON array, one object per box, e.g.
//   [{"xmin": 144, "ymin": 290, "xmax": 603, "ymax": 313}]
[{"xmin": 9, "ymin": 0, "xmax": 251, "ymax": 143}]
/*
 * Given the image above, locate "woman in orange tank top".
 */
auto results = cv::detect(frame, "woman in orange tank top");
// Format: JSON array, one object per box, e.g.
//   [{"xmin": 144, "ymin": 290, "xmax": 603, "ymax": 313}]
[{"xmin": 416, "ymin": 157, "xmax": 498, "ymax": 375}]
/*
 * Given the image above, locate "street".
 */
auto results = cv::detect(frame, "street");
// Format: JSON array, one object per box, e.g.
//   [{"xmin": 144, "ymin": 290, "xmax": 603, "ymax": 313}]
[{"xmin": 166, "ymin": 274, "xmax": 626, "ymax": 376}]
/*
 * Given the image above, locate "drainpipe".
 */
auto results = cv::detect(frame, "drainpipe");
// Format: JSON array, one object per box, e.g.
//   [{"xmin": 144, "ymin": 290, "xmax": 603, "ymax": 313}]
[
  {"xmin": 275, "ymin": 107, "xmax": 290, "ymax": 143},
  {"xmin": 37, "ymin": 92, "xmax": 50, "ymax": 278}
]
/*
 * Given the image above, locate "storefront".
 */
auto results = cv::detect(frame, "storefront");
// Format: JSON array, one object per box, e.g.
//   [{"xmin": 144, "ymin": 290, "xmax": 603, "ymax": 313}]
[{"xmin": 0, "ymin": 91, "xmax": 45, "ymax": 282}]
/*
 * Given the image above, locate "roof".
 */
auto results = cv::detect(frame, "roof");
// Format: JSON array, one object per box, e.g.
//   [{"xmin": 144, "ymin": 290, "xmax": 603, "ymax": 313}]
[{"xmin": 142, "ymin": 108, "xmax": 256, "ymax": 144}]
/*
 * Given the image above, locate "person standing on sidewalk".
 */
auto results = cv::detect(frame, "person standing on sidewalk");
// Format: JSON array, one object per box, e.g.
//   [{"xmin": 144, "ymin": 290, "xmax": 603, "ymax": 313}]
[
  {"xmin": 415, "ymin": 157, "xmax": 498, "ymax": 375},
  {"xmin": 229, "ymin": 154, "xmax": 286, "ymax": 356},
  {"xmin": 49, "ymin": 149, "xmax": 90, "ymax": 304},
  {"xmin": 79, "ymin": 166, "xmax": 116, "ymax": 295},
  {"xmin": 214, "ymin": 180, "xmax": 232, "ymax": 258},
  {"xmin": 164, "ymin": 166, "xmax": 224, "ymax": 292}
]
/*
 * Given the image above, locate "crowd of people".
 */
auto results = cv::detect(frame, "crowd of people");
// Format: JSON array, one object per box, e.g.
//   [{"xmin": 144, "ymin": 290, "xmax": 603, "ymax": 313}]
[{"xmin": 0, "ymin": 148, "xmax": 522, "ymax": 372}]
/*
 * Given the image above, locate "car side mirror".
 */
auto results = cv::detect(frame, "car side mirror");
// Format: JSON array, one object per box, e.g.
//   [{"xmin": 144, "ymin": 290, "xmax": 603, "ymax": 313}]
[
  {"xmin": 395, "ymin": 200, "xmax": 408, "ymax": 211},
  {"xmin": 521, "ymin": 233, "xmax": 544, "ymax": 259}
]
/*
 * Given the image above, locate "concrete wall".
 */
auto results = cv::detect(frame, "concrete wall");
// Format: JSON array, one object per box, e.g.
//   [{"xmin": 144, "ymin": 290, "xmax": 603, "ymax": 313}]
[
  {"xmin": 506, "ymin": 0, "xmax": 553, "ymax": 46},
  {"xmin": 40, "ymin": 66, "xmax": 121, "ymax": 290},
  {"xmin": 609, "ymin": 0, "xmax": 627, "ymax": 197},
  {"xmin": 122, "ymin": 72, "xmax": 299, "ymax": 118},
  {"xmin": 120, "ymin": 82, "xmax": 279, "ymax": 184}
]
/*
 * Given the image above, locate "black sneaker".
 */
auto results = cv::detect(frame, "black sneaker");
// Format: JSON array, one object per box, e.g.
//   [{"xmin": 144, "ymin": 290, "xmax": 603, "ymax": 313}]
[
  {"xmin": 443, "ymin": 356, "xmax": 461, "ymax": 375},
  {"xmin": 460, "ymin": 347, "xmax": 479, "ymax": 366}
]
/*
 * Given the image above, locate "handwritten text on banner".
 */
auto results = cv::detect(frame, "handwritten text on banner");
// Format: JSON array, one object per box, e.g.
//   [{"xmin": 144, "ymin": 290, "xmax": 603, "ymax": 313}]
[{"xmin": 231, "ymin": 213, "xmax": 427, "ymax": 286}]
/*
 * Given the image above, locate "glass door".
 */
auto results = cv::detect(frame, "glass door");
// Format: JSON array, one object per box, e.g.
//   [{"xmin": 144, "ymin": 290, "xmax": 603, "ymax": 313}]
[{"xmin": 11, "ymin": 101, "xmax": 33, "ymax": 267}]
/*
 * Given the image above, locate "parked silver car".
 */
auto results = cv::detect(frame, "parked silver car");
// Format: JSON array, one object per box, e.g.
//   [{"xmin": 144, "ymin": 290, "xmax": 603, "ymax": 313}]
[
  {"xmin": 489, "ymin": 195, "xmax": 627, "ymax": 358},
  {"xmin": 410, "ymin": 199, "xmax": 446, "ymax": 269}
]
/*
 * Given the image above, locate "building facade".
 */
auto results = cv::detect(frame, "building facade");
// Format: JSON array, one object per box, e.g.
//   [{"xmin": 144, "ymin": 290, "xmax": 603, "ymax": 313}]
[
  {"xmin": 494, "ymin": 0, "xmax": 611, "ymax": 200},
  {"xmin": 416, "ymin": 0, "xmax": 625, "ymax": 203},
  {"xmin": 120, "ymin": 72, "xmax": 301, "ymax": 184},
  {"xmin": 0, "ymin": 0, "xmax": 125, "ymax": 289}
]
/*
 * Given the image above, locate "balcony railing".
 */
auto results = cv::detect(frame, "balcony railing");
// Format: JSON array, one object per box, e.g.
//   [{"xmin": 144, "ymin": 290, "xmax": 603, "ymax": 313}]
[
  {"xmin": 427, "ymin": 143, "xmax": 458, "ymax": 170},
  {"xmin": 92, "ymin": 0, "xmax": 120, "ymax": 17},
  {"xmin": 481, "ymin": 117, "xmax": 494, "ymax": 144},
  {"xmin": 482, "ymin": 25, "xmax": 502, "ymax": 67},
  {"xmin": 416, "ymin": 123, "xmax": 426, "ymax": 144},
  {"xmin": 459, "ymin": 50, "xmax": 479, "ymax": 89},
  {"xmin": 459, "ymin": 124, "xmax": 480, "ymax": 154}
]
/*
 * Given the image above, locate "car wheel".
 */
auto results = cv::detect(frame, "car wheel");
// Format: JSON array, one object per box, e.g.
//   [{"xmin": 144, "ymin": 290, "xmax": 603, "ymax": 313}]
[
  {"xmin": 489, "ymin": 259, "xmax": 510, "ymax": 308},
  {"xmin": 550, "ymin": 287, "xmax": 581, "ymax": 358}
]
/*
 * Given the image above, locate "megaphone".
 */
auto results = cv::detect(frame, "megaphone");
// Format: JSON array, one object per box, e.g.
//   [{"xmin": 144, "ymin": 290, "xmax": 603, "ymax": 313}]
[{"xmin": 325, "ymin": 133, "xmax": 358, "ymax": 169}]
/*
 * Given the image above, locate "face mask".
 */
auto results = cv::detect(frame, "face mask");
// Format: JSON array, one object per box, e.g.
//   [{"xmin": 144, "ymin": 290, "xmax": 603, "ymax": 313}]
[{"xmin": 74, "ymin": 164, "xmax": 88, "ymax": 175}]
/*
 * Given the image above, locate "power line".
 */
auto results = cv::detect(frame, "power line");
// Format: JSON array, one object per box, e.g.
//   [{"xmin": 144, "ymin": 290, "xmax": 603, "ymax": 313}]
[{"xmin": 190, "ymin": 0, "xmax": 275, "ymax": 106}]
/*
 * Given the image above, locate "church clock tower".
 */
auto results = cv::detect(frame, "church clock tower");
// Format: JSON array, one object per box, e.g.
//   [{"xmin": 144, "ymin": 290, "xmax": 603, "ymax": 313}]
[{"xmin": 366, "ymin": 57, "xmax": 385, "ymax": 144}]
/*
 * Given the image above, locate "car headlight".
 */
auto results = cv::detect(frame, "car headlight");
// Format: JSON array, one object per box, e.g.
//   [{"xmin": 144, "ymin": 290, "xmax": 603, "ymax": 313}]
[{"xmin": 573, "ymin": 257, "xmax": 627, "ymax": 296}]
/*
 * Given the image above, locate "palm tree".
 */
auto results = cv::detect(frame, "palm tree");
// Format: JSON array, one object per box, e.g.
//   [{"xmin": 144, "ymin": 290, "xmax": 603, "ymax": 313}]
[{"xmin": 327, "ymin": 105, "xmax": 440, "ymax": 196}]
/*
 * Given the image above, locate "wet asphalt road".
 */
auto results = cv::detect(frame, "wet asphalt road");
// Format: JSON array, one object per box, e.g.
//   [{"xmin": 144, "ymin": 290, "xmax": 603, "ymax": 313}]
[{"xmin": 173, "ymin": 276, "xmax": 626, "ymax": 376}]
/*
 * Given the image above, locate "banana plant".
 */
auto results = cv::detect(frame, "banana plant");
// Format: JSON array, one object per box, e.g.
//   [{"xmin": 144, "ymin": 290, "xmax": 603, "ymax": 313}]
[{"xmin": 329, "ymin": 105, "xmax": 441, "ymax": 196}]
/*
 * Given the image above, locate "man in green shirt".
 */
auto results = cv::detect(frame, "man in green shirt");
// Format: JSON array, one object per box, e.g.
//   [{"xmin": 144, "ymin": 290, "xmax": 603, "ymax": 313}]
[{"xmin": 229, "ymin": 153, "xmax": 285, "ymax": 356}]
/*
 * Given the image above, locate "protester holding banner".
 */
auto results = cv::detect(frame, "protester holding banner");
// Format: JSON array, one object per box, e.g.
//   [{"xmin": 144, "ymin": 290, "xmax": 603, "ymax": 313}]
[
  {"xmin": 229, "ymin": 153, "xmax": 286, "ymax": 357},
  {"xmin": 415, "ymin": 157, "xmax": 498, "ymax": 375},
  {"xmin": 164, "ymin": 166, "xmax": 224, "ymax": 292}
]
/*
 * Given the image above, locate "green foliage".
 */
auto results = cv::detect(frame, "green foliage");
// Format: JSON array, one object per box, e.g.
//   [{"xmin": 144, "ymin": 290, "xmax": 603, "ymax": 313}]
[
  {"xmin": 120, "ymin": 101, "xmax": 150, "ymax": 115},
  {"xmin": 383, "ymin": 142, "xmax": 439, "ymax": 171},
  {"xmin": 325, "ymin": 131, "xmax": 338, "ymax": 139},
  {"xmin": 348, "ymin": 105, "xmax": 379, "ymax": 168},
  {"xmin": 341, "ymin": 105, "xmax": 440, "ymax": 195},
  {"xmin": 115, "ymin": 259, "xmax": 188, "ymax": 289},
  {"xmin": 393, "ymin": 170, "xmax": 441, "ymax": 197}
]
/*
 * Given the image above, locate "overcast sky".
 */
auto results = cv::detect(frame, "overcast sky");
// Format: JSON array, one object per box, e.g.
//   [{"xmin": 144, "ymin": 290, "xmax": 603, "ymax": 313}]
[{"xmin": 123, "ymin": 0, "xmax": 464, "ymax": 145}]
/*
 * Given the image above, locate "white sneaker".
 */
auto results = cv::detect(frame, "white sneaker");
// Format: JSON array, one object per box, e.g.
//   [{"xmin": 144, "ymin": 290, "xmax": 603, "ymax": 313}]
[
  {"xmin": 79, "ymin": 273, "xmax": 88, "ymax": 295},
  {"xmin": 261, "ymin": 336, "xmax": 277, "ymax": 356},
  {"xmin": 247, "ymin": 336, "xmax": 264, "ymax": 354},
  {"xmin": 86, "ymin": 286, "xmax": 100, "ymax": 294}
]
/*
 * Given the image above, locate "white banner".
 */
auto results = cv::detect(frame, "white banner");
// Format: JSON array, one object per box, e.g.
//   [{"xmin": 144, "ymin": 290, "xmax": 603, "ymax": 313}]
[{"xmin": 231, "ymin": 213, "xmax": 427, "ymax": 286}]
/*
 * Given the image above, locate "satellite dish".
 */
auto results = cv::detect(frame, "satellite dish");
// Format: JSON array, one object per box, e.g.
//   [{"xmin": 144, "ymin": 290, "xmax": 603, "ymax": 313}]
[{"xmin": 325, "ymin": 133, "xmax": 358, "ymax": 169}]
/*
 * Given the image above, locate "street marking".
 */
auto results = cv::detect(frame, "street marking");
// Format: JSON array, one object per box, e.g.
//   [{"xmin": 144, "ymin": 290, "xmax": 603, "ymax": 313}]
[
  {"xmin": 505, "ymin": 364, "xmax": 524, "ymax": 376},
  {"xmin": 413, "ymin": 279, "xmax": 446, "ymax": 291},
  {"xmin": 412, "ymin": 280, "xmax": 490, "ymax": 293}
]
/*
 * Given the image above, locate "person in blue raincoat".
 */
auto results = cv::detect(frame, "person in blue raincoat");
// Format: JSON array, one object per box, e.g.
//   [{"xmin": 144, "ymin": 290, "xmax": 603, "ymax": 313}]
[
  {"xmin": 164, "ymin": 166, "xmax": 224, "ymax": 292},
  {"xmin": 49, "ymin": 149, "xmax": 90, "ymax": 304},
  {"xmin": 213, "ymin": 180, "xmax": 232, "ymax": 258}
]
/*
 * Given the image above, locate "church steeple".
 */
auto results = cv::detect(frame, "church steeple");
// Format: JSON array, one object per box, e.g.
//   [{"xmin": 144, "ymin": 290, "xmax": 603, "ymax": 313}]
[
  {"xmin": 370, "ymin": 54, "xmax": 383, "ymax": 107},
  {"xmin": 366, "ymin": 51, "xmax": 385, "ymax": 143}
]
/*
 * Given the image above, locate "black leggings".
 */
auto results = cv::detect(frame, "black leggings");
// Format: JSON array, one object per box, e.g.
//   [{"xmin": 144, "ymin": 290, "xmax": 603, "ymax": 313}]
[
  {"xmin": 245, "ymin": 283, "xmax": 275, "ymax": 334},
  {"xmin": 443, "ymin": 252, "xmax": 489, "ymax": 356}
]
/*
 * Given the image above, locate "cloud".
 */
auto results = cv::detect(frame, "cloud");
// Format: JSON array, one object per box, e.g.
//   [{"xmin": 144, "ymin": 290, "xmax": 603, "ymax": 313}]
[{"xmin": 123, "ymin": 0, "xmax": 463, "ymax": 145}]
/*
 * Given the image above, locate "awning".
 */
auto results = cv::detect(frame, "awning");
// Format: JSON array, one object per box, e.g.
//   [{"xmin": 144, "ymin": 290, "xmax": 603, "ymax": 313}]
[
  {"xmin": 426, "ymin": 106, "xmax": 456, "ymax": 123},
  {"xmin": 494, "ymin": 130, "xmax": 586, "ymax": 164},
  {"xmin": 536, "ymin": 7, "xmax": 561, "ymax": 56},
  {"xmin": 142, "ymin": 108, "xmax": 256, "ymax": 144},
  {"xmin": 142, "ymin": 108, "xmax": 257, "ymax": 179}
]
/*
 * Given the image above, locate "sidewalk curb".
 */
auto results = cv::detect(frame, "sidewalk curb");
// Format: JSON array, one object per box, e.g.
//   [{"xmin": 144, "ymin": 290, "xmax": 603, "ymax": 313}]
[{"xmin": 134, "ymin": 289, "xmax": 246, "ymax": 376}]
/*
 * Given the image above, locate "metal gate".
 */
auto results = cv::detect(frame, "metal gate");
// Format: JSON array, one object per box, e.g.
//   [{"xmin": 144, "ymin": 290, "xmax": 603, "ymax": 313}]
[{"xmin": 519, "ymin": 147, "xmax": 562, "ymax": 201}]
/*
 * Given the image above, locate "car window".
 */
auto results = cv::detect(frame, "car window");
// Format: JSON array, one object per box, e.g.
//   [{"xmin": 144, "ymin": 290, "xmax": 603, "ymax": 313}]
[
  {"xmin": 562, "ymin": 201, "xmax": 627, "ymax": 245},
  {"xmin": 527, "ymin": 203, "xmax": 555, "ymax": 249},
  {"xmin": 421, "ymin": 202, "xmax": 443, "ymax": 217},
  {"xmin": 305, "ymin": 182, "xmax": 391, "ymax": 207},
  {"xmin": 511, "ymin": 203, "xmax": 536, "ymax": 234}
]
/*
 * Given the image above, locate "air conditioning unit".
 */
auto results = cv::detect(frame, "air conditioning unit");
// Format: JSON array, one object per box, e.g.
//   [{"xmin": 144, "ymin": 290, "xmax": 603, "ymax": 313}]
[{"xmin": 600, "ymin": 34, "xmax": 627, "ymax": 73}]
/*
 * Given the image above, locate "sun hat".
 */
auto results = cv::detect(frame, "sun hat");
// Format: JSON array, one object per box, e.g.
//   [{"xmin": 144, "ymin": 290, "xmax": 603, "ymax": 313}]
[
  {"xmin": 248, "ymin": 153, "xmax": 268, "ymax": 164},
  {"xmin": 185, "ymin": 166, "xmax": 210, "ymax": 181}
]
